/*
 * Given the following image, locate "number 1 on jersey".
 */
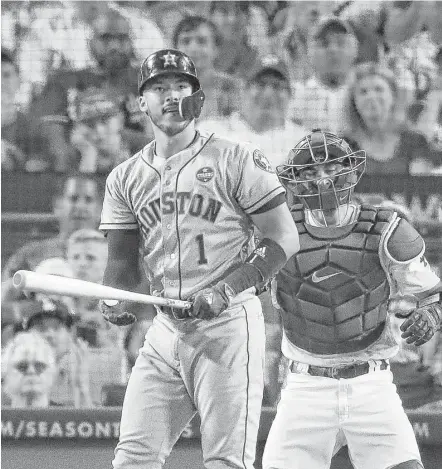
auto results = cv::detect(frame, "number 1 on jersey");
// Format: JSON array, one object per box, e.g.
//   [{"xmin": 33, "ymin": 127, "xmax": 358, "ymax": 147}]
[{"xmin": 196, "ymin": 234, "xmax": 208, "ymax": 265}]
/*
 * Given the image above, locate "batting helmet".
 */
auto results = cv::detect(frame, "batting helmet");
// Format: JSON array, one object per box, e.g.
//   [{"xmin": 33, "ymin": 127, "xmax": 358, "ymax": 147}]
[
  {"xmin": 138, "ymin": 49, "xmax": 205, "ymax": 120},
  {"xmin": 277, "ymin": 129, "xmax": 366, "ymax": 219}
]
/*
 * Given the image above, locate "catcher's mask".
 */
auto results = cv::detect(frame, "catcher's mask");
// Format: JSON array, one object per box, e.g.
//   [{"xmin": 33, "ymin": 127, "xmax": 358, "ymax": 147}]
[
  {"xmin": 277, "ymin": 130, "xmax": 366, "ymax": 223},
  {"xmin": 138, "ymin": 49, "xmax": 205, "ymax": 120}
]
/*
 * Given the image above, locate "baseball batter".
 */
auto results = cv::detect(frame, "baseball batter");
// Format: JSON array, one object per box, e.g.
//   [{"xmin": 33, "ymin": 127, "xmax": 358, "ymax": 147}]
[
  {"xmin": 263, "ymin": 130, "xmax": 442, "ymax": 469},
  {"xmin": 98, "ymin": 49, "xmax": 300, "ymax": 469}
]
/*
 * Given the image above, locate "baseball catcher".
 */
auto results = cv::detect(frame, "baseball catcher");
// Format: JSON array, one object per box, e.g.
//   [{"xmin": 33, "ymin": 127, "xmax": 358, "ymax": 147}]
[{"xmin": 263, "ymin": 129, "xmax": 441, "ymax": 469}]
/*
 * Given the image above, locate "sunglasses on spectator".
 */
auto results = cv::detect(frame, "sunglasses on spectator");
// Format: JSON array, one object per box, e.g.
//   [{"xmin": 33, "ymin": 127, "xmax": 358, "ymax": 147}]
[{"xmin": 13, "ymin": 361, "xmax": 49, "ymax": 375}]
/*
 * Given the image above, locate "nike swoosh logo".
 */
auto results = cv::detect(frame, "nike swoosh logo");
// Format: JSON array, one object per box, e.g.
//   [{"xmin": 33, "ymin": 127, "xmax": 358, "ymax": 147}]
[{"xmin": 311, "ymin": 272, "xmax": 341, "ymax": 283}]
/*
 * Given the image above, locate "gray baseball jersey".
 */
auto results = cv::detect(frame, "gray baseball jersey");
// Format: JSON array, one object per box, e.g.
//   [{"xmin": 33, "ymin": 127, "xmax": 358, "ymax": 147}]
[{"xmin": 100, "ymin": 129, "xmax": 284, "ymax": 300}]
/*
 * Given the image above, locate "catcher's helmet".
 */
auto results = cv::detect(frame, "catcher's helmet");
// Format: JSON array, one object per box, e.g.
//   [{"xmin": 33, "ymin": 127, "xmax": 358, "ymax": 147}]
[
  {"xmin": 277, "ymin": 129, "xmax": 366, "ymax": 217},
  {"xmin": 138, "ymin": 49, "xmax": 205, "ymax": 119}
]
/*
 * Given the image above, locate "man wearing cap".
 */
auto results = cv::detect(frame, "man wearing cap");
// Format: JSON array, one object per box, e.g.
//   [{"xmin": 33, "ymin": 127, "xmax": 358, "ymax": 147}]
[
  {"xmin": 70, "ymin": 88, "xmax": 131, "ymax": 173},
  {"xmin": 32, "ymin": 10, "xmax": 147, "ymax": 171},
  {"xmin": 289, "ymin": 16, "xmax": 359, "ymax": 134},
  {"xmin": 23, "ymin": 298, "xmax": 92, "ymax": 408},
  {"xmin": 199, "ymin": 55, "xmax": 306, "ymax": 169}
]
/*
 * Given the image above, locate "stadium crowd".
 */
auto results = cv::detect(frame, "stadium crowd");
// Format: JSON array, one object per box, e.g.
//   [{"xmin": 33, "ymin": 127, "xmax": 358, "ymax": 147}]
[{"xmin": 1, "ymin": 0, "xmax": 442, "ymax": 413}]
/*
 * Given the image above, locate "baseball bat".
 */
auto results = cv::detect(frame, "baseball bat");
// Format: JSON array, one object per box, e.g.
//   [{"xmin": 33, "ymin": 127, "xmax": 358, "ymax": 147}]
[{"xmin": 12, "ymin": 270, "xmax": 191, "ymax": 310}]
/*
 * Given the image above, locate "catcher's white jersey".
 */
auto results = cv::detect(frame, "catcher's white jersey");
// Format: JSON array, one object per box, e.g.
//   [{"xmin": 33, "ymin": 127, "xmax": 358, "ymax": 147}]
[{"xmin": 100, "ymin": 129, "xmax": 284, "ymax": 300}]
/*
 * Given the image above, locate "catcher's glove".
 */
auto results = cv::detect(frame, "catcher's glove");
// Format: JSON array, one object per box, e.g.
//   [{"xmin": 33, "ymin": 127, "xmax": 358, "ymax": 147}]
[{"xmin": 99, "ymin": 299, "xmax": 136, "ymax": 326}]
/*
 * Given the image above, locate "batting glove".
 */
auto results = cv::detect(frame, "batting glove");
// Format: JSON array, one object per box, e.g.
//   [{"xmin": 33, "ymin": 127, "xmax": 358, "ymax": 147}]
[
  {"xmin": 400, "ymin": 302, "xmax": 442, "ymax": 346},
  {"xmin": 99, "ymin": 299, "xmax": 137, "ymax": 326},
  {"xmin": 190, "ymin": 283, "xmax": 233, "ymax": 320}
]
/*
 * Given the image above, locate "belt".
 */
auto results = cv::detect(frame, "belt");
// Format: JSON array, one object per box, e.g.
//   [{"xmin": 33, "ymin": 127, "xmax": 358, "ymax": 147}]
[{"xmin": 290, "ymin": 359, "xmax": 390, "ymax": 379}]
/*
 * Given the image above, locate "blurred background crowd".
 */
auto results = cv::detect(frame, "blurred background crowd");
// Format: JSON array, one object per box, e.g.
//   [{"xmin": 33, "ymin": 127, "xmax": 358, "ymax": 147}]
[{"xmin": 1, "ymin": 1, "xmax": 442, "ymax": 414}]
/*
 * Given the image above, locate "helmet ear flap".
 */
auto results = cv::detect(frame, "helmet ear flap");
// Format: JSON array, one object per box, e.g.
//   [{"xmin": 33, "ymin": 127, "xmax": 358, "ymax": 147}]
[{"xmin": 179, "ymin": 89, "xmax": 206, "ymax": 120}]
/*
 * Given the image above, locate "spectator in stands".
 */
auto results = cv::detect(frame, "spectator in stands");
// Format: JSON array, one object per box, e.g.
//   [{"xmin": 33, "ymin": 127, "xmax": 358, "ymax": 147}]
[
  {"xmin": 289, "ymin": 16, "xmax": 359, "ymax": 134},
  {"xmin": 382, "ymin": 1, "xmax": 439, "ymax": 107},
  {"xmin": 23, "ymin": 298, "xmax": 92, "ymax": 407},
  {"xmin": 16, "ymin": 1, "xmax": 108, "ymax": 104},
  {"xmin": 384, "ymin": 1, "xmax": 442, "ymax": 49},
  {"xmin": 15, "ymin": 1, "xmax": 164, "ymax": 107},
  {"xmin": 172, "ymin": 15, "xmax": 242, "ymax": 120},
  {"xmin": 32, "ymin": 9, "xmax": 147, "ymax": 171},
  {"xmin": 148, "ymin": 1, "xmax": 208, "ymax": 45},
  {"xmin": 198, "ymin": 55, "xmax": 306, "ymax": 168},
  {"xmin": 1, "ymin": 257, "xmax": 75, "ymax": 348},
  {"xmin": 108, "ymin": 1, "xmax": 165, "ymax": 60},
  {"xmin": 336, "ymin": 1, "xmax": 386, "ymax": 65},
  {"xmin": 1, "ymin": 48, "xmax": 47, "ymax": 171},
  {"xmin": 209, "ymin": 1, "xmax": 259, "ymax": 80},
  {"xmin": 70, "ymin": 88, "xmax": 132, "ymax": 173},
  {"xmin": 66, "ymin": 229, "xmax": 115, "ymax": 346},
  {"xmin": 67, "ymin": 229, "xmax": 107, "ymax": 284},
  {"xmin": 408, "ymin": 47, "xmax": 442, "ymax": 160},
  {"xmin": 2, "ymin": 331, "xmax": 57, "ymax": 408},
  {"xmin": 342, "ymin": 62, "xmax": 441, "ymax": 175},
  {"xmin": 2, "ymin": 173, "xmax": 102, "ymax": 282},
  {"xmin": 273, "ymin": 1, "xmax": 337, "ymax": 83},
  {"xmin": 65, "ymin": 228, "xmax": 128, "ymax": 404}
]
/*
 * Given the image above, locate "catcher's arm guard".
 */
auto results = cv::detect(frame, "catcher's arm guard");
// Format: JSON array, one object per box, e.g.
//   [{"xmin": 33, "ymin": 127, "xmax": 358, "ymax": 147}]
[
  {"xmin": 380, "ymin": 214, "xmax": 442, "ymax": 346},
  {"xmin": 380, "ymin": 214, "xmax": 440, "ymax": 298}
]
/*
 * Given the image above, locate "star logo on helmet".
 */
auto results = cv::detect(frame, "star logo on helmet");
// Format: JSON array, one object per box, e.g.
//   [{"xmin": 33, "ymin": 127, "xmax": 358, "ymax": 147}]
[{"xmin": 163, "ymin": 51, "xmax": 178, "ymax": 67}]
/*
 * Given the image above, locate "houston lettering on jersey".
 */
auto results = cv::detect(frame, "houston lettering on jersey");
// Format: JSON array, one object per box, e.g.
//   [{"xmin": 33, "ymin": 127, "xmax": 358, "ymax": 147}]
[{"xmin": 139, "ymin": 192, "xmax": 222, "ymax": 236}]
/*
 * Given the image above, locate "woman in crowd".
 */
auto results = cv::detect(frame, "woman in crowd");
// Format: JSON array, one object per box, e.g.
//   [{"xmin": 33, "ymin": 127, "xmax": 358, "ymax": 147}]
[{"xmin": 342, "ymin": 62, "xmax": 441, "ymax": 175}]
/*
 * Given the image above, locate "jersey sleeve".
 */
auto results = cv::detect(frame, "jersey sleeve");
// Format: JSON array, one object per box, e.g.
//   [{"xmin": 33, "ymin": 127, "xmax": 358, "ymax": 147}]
[
  {"xmin": 233, "ymin": 145, "xmax": 285, "ymax": 214},
  {"xmin": 99, "ymin": 168, "xmax": 138, "ymax": 232}
]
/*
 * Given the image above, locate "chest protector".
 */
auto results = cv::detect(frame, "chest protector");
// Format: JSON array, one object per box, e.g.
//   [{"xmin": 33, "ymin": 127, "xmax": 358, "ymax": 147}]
[{"xmin": 276, "ymin": 204, "xmax": 395, "ymax": 355}]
